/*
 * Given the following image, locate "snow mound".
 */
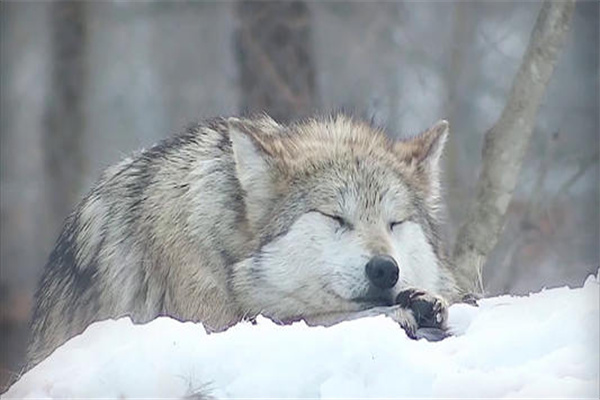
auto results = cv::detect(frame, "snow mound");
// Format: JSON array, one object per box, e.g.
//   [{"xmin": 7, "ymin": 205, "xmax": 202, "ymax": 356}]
[{"xmin": 5, "ymin": 273, "xmax": 599, "ymax": 398}]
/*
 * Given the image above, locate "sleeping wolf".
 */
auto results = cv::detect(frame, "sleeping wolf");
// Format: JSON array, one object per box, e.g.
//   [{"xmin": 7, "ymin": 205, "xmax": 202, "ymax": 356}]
[{"xmin": 28, "ymin": 115, "xmax": 460, "ymax": 368}]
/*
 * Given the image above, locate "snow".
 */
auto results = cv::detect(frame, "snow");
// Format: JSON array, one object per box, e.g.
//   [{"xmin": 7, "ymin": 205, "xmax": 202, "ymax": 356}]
[{"xmin": 5, "ymin": 273, "xmax": 599, "ymax": 399}]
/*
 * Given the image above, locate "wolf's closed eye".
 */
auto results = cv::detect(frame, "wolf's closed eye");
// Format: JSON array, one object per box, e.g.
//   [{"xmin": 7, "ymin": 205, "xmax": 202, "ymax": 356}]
[
  {"xmin": 389, "ymin": 220, "xmax": 405, "ymax": 231},
  {"xmin": 313, "ymin": 210, "xmax": 352, "ymax": 229}
]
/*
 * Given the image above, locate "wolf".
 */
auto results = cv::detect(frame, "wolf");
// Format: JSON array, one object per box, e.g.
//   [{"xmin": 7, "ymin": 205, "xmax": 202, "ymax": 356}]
[{"xmin": 27, "ymin": 114, "xmax": 460, "ymax": 369}]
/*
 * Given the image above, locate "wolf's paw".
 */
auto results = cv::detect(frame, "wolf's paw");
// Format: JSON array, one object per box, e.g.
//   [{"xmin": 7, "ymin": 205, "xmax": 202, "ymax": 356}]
[{"xmin": 395, "ymin": 288, "xmax": 448, "ymax": 330}]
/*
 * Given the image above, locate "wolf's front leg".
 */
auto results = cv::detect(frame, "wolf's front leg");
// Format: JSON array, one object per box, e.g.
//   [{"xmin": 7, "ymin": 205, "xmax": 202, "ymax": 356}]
[
  {"xmin": 302, "ymin": 305, "xmax": 418, "ymax": 334},
  {"xmin": 302, "ymin": 289, "xmax": 449, "ymax": 341},
  {"xmin": 341, "ymin": 297, "xmax": 448, "ymax": 342}
]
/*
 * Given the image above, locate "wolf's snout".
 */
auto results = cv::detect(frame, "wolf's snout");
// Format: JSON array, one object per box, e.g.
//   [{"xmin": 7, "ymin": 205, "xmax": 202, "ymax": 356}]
[{"xmin": 365, "ymin": 255, "xmax": 399, "ymax": 289}]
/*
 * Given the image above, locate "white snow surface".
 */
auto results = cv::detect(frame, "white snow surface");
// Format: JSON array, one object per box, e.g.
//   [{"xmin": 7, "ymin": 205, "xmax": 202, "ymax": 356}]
[{"xmin": 5, "ymin": 273, "xmax": 599, "ymax": 399}]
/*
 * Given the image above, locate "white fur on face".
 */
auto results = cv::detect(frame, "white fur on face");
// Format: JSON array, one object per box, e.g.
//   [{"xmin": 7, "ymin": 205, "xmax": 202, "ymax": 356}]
[
  {"xmin": 250, "ymin": 211, "xmax": 442, "ymax": 320},
  {"xmin": 239, "ymin": 158, "xmax": 447, "ymax": 321},
  {"xmin": 253, "ymin": 212, "xmax": 370, "ymax": 316},
  {"xmin": 389, "ymin": 221, "xmax": 441, "ymax": 294}
]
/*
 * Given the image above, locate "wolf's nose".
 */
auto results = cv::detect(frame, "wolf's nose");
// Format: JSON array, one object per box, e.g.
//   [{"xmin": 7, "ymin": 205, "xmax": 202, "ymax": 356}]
[{"xmin": 365, "ymin": 255, "xmax": 399, "ymax": 289}]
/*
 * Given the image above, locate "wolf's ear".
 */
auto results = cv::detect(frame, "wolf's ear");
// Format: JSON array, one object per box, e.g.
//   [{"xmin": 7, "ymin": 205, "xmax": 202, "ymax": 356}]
[
  {"xmin": 396, "ymin": 120, "xmax": 449, "ymax": 175},
  {"xmin": 228, "ymin": 119, "xmax": 278, "ymax": 229},
  {"xmin": 396, "ymin": 120, "xmax": 449, "ymax": 201}
]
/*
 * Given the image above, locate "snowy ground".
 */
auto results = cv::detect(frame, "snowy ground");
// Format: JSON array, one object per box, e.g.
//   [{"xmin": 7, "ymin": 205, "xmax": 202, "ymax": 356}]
[{"xmin": 5, "ymin": 273, "xmax": 599, "ymax": 399}]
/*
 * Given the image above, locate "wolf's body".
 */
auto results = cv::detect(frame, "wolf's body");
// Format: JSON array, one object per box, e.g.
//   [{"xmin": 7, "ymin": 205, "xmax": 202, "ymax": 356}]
[{"xmin": 28, "ymin": 115, "xmax": 459, "ymax": 368}]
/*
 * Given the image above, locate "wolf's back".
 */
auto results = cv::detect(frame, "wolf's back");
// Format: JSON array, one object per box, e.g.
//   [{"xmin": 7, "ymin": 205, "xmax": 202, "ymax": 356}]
[{"xmin": 27, "ymin": 118, "xmax": 252, "ymax": 368}]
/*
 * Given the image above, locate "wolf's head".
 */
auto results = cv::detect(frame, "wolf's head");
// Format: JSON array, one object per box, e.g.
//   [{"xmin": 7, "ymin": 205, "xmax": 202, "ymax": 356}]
[{"xmin": 229, "ymin": 115, "xmax": 456, "ymax": 322}]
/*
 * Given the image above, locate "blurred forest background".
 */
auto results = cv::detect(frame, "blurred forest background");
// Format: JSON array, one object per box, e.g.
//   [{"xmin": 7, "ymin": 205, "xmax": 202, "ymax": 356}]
[{"xmin": 0, "ymin": 0, "xmax": 598, "ymax": 386}]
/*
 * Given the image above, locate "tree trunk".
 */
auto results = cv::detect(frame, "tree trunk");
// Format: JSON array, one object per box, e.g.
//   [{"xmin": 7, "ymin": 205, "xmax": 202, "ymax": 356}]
[
  {"xmin": 451, "ymin": 1, "xmax": 576, "ymax": 294},
  {"xmin": 235, "ymin": 1, "xmax": 317, "ymax": 123},
  {"xmin": 443, "ymin": 1, "xmax": 475, "ymax": 234},
  {"xmin": 44, "ymin": 1, "xmax": 87, "ymax": 227}
]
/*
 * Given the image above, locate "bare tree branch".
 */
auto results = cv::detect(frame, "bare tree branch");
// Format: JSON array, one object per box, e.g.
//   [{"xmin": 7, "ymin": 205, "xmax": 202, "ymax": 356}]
[
  {"xmin": 554, "ymin": 150, "xmax": 599, "ymax": 197},
  {"xmin": 451, "ymin": 1, "xmax": 576, "ymax": 294}
]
